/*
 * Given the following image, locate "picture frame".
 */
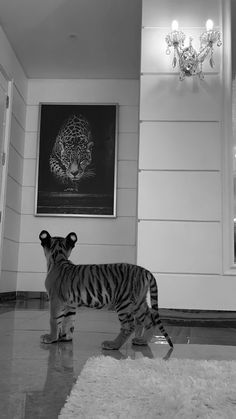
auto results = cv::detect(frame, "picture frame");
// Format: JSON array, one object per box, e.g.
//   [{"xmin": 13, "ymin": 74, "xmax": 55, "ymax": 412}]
[{"xmin": 35, "ymin": 103, "xmax": 118, "ymax": 217}]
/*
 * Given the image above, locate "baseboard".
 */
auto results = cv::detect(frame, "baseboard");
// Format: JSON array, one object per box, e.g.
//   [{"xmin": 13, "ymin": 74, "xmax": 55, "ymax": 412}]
[
  {"xmin": 0, "ymin": 291, "xmax": 48, "ymax": 302},
  {"xmin": 160, "ymin": 308, "xmax": 236, "ymax": 327},
  {"xmin": 159, "ymin": 308, "xmax": 236, "ymax": 318},
  {"xmin": 16, "ymin": 291, "xmax": 48, "ymax": 300},
  {"xmin": 0, "ymin": 292, "xmax": 17, "ymax": 301}
]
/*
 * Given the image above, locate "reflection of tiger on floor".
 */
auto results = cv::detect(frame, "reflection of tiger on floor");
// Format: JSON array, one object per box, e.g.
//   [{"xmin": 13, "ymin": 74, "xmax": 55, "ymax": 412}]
[{"xmin": 39, "ymin": 230, "xmax": 173, "ymax": 350}]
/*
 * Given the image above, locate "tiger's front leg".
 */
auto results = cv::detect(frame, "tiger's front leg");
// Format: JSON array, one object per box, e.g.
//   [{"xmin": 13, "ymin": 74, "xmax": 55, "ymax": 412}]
[
  {"xmin": 58, "ymin": 306, "xmax": 76, "ymax": 342},
  {"xmin": 41, "ymin": 300, "xmax": 75, "ymax": 344},
  {"xmin": 40, "ymin": 312, "xmax": 59, "ymax": 344}
]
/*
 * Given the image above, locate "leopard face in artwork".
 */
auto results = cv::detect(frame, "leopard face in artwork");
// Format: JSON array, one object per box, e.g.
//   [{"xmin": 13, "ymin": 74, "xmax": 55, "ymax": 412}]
[{"xmin": 49, "ymin": 114, "xmax": 95, "ymax": 191}]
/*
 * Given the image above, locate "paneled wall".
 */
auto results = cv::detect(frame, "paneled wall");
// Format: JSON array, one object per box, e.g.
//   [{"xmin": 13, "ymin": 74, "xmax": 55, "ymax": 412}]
[
  {"xmin": 0, "ymin": 26, "xmax": 27, "ymax": 292},
  {"xmin": 17, "ymin": 79, "xmax": 139, "ymax": 291},
  {"xmin": 137, "ymin": 0, "xmax": 235, "ymax": 309}
]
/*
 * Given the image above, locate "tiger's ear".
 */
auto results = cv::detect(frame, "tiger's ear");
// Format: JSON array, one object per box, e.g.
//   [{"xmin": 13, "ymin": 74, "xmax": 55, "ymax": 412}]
[
  {"xmin": 39, "ymin": 230, "xmax": 51, "ymax": 247},
  {"xmin": 66, "ymin": 232, "xmax": 77, "ymax": 248}
]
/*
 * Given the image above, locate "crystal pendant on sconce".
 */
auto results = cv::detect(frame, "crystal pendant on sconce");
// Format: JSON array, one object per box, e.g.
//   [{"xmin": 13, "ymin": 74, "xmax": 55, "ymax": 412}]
[
  {"xmin": 178, "ymin": 41, "xmax": 200, "ymax": 79},
  {"xmin": 209, "ymin": 51, "xmax": 215, "ymax": 69},
  {"xmin": 172, "ymin": 52, "xmax": 177, "ymax": 69}
]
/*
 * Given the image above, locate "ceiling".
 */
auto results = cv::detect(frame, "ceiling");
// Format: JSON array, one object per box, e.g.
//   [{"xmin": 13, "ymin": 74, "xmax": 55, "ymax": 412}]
[{"xmin": 0, "ymin": 0, "xmax": 142, "ymax": 79}]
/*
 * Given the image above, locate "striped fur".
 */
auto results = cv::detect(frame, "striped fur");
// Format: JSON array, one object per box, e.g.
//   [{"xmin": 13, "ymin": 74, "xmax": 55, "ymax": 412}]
[{"xmin": 39, "ymin": 230, "xmax": 173, "ymax": 350}]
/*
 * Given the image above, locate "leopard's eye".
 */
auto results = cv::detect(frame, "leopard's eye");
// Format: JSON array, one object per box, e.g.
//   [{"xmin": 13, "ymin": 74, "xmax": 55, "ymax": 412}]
[{"xmin": 80, "ymin": 159, "xmax": 88, "ymax": 168}]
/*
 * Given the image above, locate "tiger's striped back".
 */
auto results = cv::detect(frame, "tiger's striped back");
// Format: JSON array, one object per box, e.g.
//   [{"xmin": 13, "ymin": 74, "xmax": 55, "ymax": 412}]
[{"xmin": 57, "ymin": 263, "xmax": 148, "ymax": 306}]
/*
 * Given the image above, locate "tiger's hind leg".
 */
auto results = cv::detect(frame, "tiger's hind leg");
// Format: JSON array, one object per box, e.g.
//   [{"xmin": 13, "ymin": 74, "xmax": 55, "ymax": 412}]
[
  {"xmin": 134, "ymin": 317, "xmax": 144, "ymax": 338},
  {"xmin": 102, "ymin": 311, "xmax": 135, "ymax": 350},
  {"xmin": 133, "ymin": 308, "xmax": 173, "ymax": 348},
  {"xmin": 132, "ymin": 303, "xmax": 154, "ymax": 346},
  {"xmin": 132, "ymin": 302, "xmax": 173, "ymax": 347}
]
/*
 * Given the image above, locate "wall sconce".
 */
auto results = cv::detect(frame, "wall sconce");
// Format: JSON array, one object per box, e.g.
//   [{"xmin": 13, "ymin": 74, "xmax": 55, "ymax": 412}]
[{"xmin": 165, "ymin": 19, "xmax": 222, "ymax": 80}]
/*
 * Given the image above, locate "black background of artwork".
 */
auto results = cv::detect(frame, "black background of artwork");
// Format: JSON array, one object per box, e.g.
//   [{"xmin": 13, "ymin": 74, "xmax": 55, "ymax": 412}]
[{"xmin": 36, "ymin": 104, "xmax": 117, "ymax": 216}]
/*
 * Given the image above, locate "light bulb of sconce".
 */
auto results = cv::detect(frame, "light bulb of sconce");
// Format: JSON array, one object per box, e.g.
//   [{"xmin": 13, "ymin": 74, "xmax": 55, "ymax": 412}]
[
  {"xmin": 206, "ymin": 19, "xmax": 214, "ymax": 31},
  {"xmin": 171, "ymin": 20, "xmax": 179, "ymax": 31}
]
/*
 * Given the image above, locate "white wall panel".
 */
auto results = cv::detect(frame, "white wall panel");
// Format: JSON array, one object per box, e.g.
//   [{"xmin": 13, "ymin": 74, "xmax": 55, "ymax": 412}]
[
  {"xmin": 137, "ymin": 220, "xmax": 221, "ymax": 274},
  {"xmin": 139, "ymin": 121, "xmax": 221, "ymax": 170},
  {"xmin": 20, "ymin": 215, "xmax": 136, "ymax": 245},
  {"xmin": 142, "ymin": 0, "xmax": 220, "ymax": 27},
  {"xmin": 25, "ymin": 105, "xmax": 38, "ymax": 132},
  {"xmin": 27, "ymin": 79, "xmax": 139, "ymax": 106},
  {"xmin": 141, "ymin": 28, "xmax": 167, "ymax": 73},
  {"xmin": 138, "ymin": 171, "xmax": 221, "ymax": 220},
  {"xmin": 12, "ymin": 85, "xmax": 26, "ymax": 129},
  {"xmin": 22, "ymin": 159, "xmax": 36, "ymax": 187},
  {"xmin": 117, "ymin": 189, "xmax": 137, "ymax": 217},
  {"xmin": 118, "ymin": 133, "xmax": 139, "ymax": 161},
  {"xmin": 10, "ymin": 116, "xmax": 25, "ymax": 157},
  {"xmin": 140, "ymin": 75, "xmax": 221, "ymax": 121},
  {"xmin": 5, "ymin": 177, "xmax": 22, "ymax": 214},
  {"xmin": 21, "ymin": 187, "xmax": 34, "ymax": 214},
  {"xmin": 71, "ymin": 244, "xmax": 136, "ymax": 265},
  {"xmin": 119, "ymin": 106, "xmax": 139, "ymax": 133},
  {"xmin": 4, "ymin": 209, "xmax": 21, "ymax": 242},
  {"xmin": 24, "ymin": 132, "xmax": 37, "ymax": 159},
  {"xmin": 156, "ymin": 274, "xmax": 236, "ymax": 311},
  {"xmin": 2, "ymin": 239, "xmax": 19, "ymax": 272},
  {"xmin": 16, "ymin": 272, "xmax": 45, "ymax": 292},
  {"xmin": 117, "ymin": 161, "xmax": 137, "ymax": 189},
  {"xmin": 0, "ymin": 271, "xmax": 17, "ymax": 292},
  {"xmin": 0, "ymin": 271, "xmax": 18, "ymax": 293},
  {"xmin": 7, "ymin": 146, "xmax": 23, "ymax": 184}
]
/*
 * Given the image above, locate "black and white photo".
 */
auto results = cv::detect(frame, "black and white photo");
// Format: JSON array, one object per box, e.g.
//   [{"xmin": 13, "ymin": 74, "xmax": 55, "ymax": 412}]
[{"xmin": 35, "ymin": 103, "xmax": 118, "ymax": 217}]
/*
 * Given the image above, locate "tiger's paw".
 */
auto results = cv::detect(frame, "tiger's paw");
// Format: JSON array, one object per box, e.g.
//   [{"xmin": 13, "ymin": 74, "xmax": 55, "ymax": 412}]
[
  {"xmin": 58, "ymin": 327, "xmax": 74, "ymax": 342},
  {"xmin": 101, "ymin": 340, "xmax": 121, "ymax": 350},
  {"xmin": 58, "ymin": 335, "xmax": 73, "ymax": 342},
  {"xmin": 40, "ymin": 334, "xmax": 58, "ymax": 344},
  {"xmin": 132, "ymin": 337, "xmax": 149, "ymax": 346}
]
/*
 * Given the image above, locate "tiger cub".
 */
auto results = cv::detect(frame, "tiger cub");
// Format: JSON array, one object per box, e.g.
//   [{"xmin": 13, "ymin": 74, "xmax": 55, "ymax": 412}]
[{"xmin": 39, "ymin": 230, "xmax": 173, "ymax": 350}]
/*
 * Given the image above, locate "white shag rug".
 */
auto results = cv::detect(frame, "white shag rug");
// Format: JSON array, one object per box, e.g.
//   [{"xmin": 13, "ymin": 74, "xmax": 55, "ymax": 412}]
[{"xmin": 59, "ymin": 356, "xmax": 236, "ymax": 419}]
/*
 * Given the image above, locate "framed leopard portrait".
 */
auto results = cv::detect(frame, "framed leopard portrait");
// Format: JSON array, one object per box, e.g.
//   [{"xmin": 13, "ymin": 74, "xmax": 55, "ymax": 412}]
[{"xmin": 35, "ymin": 103, "xmax": 118, "ymax": 217}]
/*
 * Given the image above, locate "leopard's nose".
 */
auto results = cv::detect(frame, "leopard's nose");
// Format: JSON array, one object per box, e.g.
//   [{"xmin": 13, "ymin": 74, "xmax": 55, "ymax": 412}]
[
  {"xmin": 71, "ymin": 169, "xmax": 79, "ymax": 177},
  {"xmin": 70, "ymin": 161, "xmax": 79, "ymax": 176}
]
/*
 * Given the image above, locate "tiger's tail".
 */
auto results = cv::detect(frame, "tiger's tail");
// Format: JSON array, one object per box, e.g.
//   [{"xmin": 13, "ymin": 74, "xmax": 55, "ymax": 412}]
[{"xmin": 148, "ymin": 272, "xmax": 173, "ymax": 348}]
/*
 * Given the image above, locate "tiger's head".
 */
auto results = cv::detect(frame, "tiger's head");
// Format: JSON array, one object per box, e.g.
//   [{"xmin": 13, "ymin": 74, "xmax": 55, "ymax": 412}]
[
  {"xmin": 49, "ymin": 115, "xmax": 95, "ymax": 190},
  {"xmin": 39, "ymin": 230, "xmax": 77, "ymax": 269}
]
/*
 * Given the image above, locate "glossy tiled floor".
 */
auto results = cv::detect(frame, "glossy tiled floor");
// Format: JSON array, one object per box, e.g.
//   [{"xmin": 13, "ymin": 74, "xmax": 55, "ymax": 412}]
[{"xmin": 1, "ymin": 300, "xmax": 236, "ymax": 419}]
